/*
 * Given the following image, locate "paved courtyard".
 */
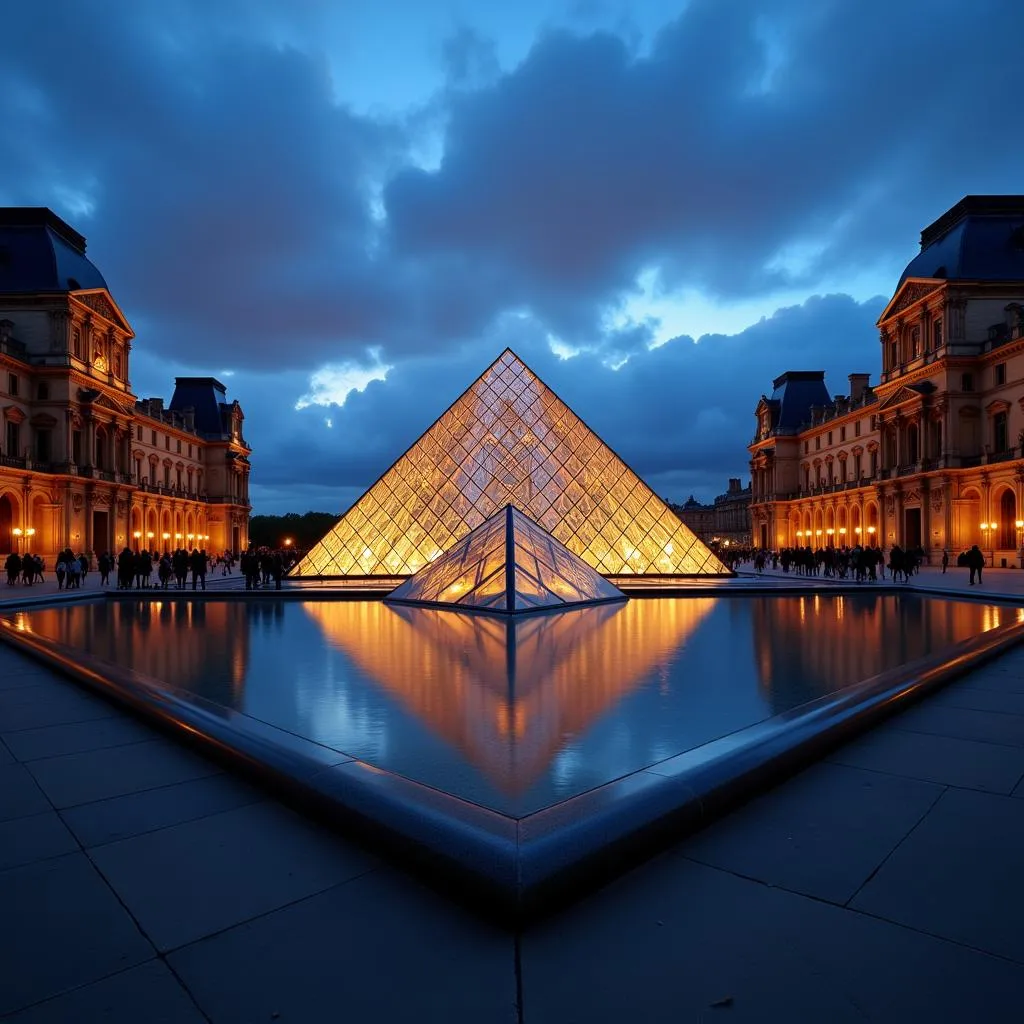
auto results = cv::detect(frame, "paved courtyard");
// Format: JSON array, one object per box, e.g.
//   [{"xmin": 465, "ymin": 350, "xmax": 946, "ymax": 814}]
[{"xmin": 2, "ymin": 573, "xmax": 1024, "ymax": 1021}]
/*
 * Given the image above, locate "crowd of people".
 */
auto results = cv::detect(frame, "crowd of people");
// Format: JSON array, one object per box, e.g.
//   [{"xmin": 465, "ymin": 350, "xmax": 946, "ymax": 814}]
[
  {"xmin": 724, "ymin": 543, "xmax": 991, "ymax": 585},
  {"xmin": 4, "ymin": 545, "xmax": 303, "ymax": 591},
  {"xmin": 3, "ymin": 552, "xmax": 47, "ymax": 586}
]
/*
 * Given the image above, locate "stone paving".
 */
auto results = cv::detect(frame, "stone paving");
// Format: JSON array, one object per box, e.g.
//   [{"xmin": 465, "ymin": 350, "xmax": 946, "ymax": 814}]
[{"xmin": 2, "ymin": 578, "xmax": 1024, "ymax": 1020}]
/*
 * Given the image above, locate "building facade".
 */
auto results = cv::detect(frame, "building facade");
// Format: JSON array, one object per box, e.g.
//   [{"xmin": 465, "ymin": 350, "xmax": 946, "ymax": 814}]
[
  {"xmin": 749, "ymin": 195, "xmax": 1024, "ymax": 565},
  {"xmin": 673, "ymin": 478, "xmax": 752, "ymax": 547},
  {"xmin": 0, "ymin": 208, "xmax": 251, "ymax": 560}
]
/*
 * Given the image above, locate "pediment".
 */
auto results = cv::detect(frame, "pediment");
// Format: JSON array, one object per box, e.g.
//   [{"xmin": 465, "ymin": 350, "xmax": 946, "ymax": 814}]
[
  {"xmin": 878, "ymin": 278, "xmax": 943, "ymax": 324},
  {"xmin": 72, "ymin": 289, "xmax": 133, "ymax": 334},
  {"xmin": 3, "ymin": 405, "xmax": 26, "ymax": 424},
  {"xmin": 77, "ymin": 387, "xmax": 135, "ymax": 414},
  {"xmin": 878, "ymin": 386, "xmax": 926, "ymax": 411}
]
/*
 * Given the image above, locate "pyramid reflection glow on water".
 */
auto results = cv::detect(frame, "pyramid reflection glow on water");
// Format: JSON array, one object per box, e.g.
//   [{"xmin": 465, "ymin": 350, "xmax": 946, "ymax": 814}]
[
  {"xmin": 386, "ymin": 504, "xmax": 626, "ymax": 614},
  {"xmin": 303, "ymin": 597, "xmax": 718, "ymax": 801},
  {"xmin": 293, "ymin": 349, "xmax": 728, "ymax": 579}
]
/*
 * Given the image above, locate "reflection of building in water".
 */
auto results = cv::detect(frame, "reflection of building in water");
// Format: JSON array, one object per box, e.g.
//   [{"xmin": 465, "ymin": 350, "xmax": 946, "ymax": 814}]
[
  {"xmin": 303, "ymin": 597, "xmax": 716, "ymax": 795},
  {"xmin": 20, "ymin": 600, "xmax": 262, "ymax": 706},
  {"xmin": 749, "ymin": 593, "xmax": 1022, "ymax": 712}
]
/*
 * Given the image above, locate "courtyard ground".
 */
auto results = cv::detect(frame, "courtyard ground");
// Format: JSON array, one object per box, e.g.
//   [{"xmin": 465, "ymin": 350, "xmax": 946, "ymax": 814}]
[{"xmin": 1, "ymin": 570, "xmax": 1024, "ymax": 1021}]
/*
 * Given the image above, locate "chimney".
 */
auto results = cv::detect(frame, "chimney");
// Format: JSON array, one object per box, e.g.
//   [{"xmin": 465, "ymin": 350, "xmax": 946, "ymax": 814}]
[
  {"xmin": 848, "ymin": 373, "xmax": 870, "ymax": 403},
  {"xmin": 728, "ymin": 478, "xmax": 741, "ymax": 494}
]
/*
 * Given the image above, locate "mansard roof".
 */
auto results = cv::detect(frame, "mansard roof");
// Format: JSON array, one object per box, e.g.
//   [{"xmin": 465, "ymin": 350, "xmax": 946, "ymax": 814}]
[
  {"xmin": 898, "ymin": 195, "xmax": 1024, "ymax": 287},
  {"xmin": 168, "ymin": 377, "xmax": 233, "ymax": 438},
  {"xmin": 0, "ymin": 208, "xmax": 108, "ymax": 294},
  {"xmin": 766, "ymin": 371, "xmax": 832, "ymax": 432}
]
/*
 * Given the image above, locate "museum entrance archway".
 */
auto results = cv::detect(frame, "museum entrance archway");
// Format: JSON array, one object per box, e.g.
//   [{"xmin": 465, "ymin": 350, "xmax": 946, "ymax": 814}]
[
  {"xmin": 92, "ymin": 510, "xmax": 109, "ymax": 556},
  {"xmin": 0, "ymin": 494, "xmax": 14, "ymax": 553},
  {"xmin": 904, "ymin": 507, "xmax": 922, "ymax": 550}
]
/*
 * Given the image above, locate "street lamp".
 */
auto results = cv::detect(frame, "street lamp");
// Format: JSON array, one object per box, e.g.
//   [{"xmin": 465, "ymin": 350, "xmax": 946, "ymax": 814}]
[
  {"xmin": 826, "ymin": 527, "xmax": 835, "ymax": 547},
  {"xmin": 1017, "ymin": 520, "xmax": 1024, "ymax": 568},
  {"xmin": 283, "ymin": 537, "xmax": 293, "ymax": 548}
]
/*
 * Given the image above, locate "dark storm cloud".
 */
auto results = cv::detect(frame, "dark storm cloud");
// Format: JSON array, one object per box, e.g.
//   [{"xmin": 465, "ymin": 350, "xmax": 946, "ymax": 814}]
[
  {"xmin": 247, "ymin": 293, "xmax": 882, "ymax": 512},
  {"xmin": 3, "ymin": 0, "xmax": 1022, "ymax": 513},
  {"xmin": 388, "ymin": 0, "xmax": 1024, "ymax": 342}
]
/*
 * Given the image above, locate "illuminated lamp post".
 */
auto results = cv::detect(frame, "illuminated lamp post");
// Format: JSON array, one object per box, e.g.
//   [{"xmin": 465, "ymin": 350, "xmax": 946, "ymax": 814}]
[
  {"xmin": 826, "ymin": 527, "xmax": 835, "ymax": 548},
  {"xmin": 25, "ymin": 527, "xmax": 35, "ymax": 548},
  {"xmin": 981, "ymin": 522, "xmax": 997, "ymax": 566},
  {"xmin": 283, "ymin": 537, "xmax": 293, "ymax": 549},
  {"xmin": 12, "ymin": 527, "xmax": 22, "ymax": 551},
  {"xmin": 133, "ymin": 530, "xmax": 142, "ymax": 547},
  {"xmin": 867, "ymin": 526, "xmax": 876, "ymax": 544},
  {"xmin": 1017, "ymin": 519, "xmax": 1024, "ymax": 568}
]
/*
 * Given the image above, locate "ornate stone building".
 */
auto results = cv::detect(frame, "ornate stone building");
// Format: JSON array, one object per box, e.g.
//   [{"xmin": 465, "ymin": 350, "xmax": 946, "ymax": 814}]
[
  {"xmin": 673, "ymin": 478, "xmax": 752, "ymax": 547},
  {"xmin": 0, "ymin": 208, "xmax": 251, "ymax": 560},
  {"xmin": 749, "ymin": 195, "xmax": 1024, "ymax": 565}
]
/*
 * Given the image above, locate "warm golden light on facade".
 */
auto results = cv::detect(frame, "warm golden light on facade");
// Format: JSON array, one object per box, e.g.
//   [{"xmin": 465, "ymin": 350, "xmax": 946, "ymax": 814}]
[{"xmin": 293, "ymin": 350, "xmax": 727, "ymax": 579}]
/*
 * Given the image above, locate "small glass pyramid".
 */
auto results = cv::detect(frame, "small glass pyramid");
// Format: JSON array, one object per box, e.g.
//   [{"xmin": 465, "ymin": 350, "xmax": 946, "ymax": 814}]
[
  {"xmin": 293, "ymin": 349, "xmax": 728, "ymax": 578},
  {"xmin": 386, "ymin": 505, "xmax": 627, "ymax": 614}
]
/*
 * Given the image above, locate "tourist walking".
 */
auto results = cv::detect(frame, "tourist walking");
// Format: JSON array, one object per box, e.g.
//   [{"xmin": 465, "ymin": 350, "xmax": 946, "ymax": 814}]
[
  {"xmin": 941, "ymin": 548, "xmax": 949, "ymax": 574},
  {"xmin": 968, "ymin": 544, "xmax": 985, "ymax": 585}
]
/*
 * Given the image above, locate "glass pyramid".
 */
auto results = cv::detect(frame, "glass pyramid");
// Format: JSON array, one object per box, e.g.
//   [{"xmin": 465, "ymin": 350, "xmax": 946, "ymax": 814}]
[
  {"xmin": 292, "ymin": 349, "xmax": 729, "ymax": 578},
  {"xmin": 386, "ymin": 504, "xmax": 627, "ymax": 614}
]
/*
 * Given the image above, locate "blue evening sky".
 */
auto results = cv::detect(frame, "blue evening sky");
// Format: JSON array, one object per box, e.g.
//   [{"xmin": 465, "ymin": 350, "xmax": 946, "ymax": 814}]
[{"xmin": 3, "ymin": 0, "xmax": 1023, "ymax": 513}]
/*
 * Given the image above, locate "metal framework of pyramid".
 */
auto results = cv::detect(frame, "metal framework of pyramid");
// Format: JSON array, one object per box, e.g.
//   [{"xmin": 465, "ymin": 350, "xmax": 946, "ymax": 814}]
[
  {"xmin": 386, "ymin": 504, "xmax": 627, "ymax": 614},
  {"xmin": 292, "ymin": 349, "xmax": 729, "ymax": 579}
]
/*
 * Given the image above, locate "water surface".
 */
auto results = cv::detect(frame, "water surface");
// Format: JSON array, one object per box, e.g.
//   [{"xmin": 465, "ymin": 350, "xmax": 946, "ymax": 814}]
[{"xmin": 13, "ymin": 594, "xmax": 1014, "ymax": 816}]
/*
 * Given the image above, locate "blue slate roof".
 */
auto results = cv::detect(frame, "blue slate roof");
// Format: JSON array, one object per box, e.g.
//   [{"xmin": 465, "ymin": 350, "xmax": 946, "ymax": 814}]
[
  {"xmin": 767, "ymin": 371, "xmax": 832, "ymax": 432},
  {"xmin": 169, "ymin": 377, "xmax": 230, "ymax": 438},
  {"xmin": 0, "ymin": 208, "xmax": 107, "ymax": 294},
  {"xmin": 899, "ymin": 195, "xmax": 1024, "ymax": 285}
]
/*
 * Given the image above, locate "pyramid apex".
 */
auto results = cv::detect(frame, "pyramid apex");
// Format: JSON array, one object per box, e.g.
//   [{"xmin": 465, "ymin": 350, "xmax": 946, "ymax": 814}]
[{"xmin": 386, "ymin": 505, "xmax": 626, "ymax": 615}]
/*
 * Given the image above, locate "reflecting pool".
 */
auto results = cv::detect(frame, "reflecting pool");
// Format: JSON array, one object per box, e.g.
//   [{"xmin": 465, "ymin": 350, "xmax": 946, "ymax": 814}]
[{"xmin": 12, "ymin": 594, "xmax": 1019, "ymax": 816}]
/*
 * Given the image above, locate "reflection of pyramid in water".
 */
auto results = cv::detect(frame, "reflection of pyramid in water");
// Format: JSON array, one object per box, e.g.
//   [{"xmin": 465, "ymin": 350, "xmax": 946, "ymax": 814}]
[
  {"xmin": 293, "ymin": 349, "xmax": 728, "ymax": 578},
  {"xmin": 302, "ymin": 598, "xmax": 718, "ymax": 798},
  {"xmin": 386, "ymin": 504, "xmax": 626, "ymax": 614}
]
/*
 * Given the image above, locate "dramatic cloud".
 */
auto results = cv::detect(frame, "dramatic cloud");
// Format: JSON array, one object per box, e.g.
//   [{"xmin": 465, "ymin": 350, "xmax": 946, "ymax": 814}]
[{"xmin": 2, "ymin": 0, "xmax": 1022, "ymax": 512}]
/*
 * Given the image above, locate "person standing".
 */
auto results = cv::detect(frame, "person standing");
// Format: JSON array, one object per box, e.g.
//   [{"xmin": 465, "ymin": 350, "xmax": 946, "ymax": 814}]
[
  {"xmin": 968, "ymin": 544, "xmax": 985, "ymax": 585},
  {"xmin": 190, "ymin": 548, "xmax": 207, "ymax": 591},
  {"xmin": 941, "ymin": 548, "xmax": 949, "ymax": 575}
]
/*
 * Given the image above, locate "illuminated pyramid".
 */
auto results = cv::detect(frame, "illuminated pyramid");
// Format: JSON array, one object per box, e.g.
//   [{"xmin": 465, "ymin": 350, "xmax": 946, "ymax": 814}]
[
  {"xmin": 386, "ymin": 504, "xmax": 626, "ymax": 614},
  {"xmin": 293, "ymin": 349, "xmax": 729, "ymax": 578}
]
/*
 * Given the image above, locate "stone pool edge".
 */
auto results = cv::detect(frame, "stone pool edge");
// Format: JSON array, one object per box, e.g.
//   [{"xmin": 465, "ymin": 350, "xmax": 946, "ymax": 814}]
[{"xmin": 2, "ymin": 609, "xmax": 1023, "ymax": 923}]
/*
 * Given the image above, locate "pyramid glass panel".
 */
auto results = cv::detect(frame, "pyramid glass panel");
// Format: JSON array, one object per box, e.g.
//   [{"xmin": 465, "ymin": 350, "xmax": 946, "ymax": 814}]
[
  {"xmin": 293, "ymin": 350, "xmax": 728, "ymax": 579},
  {"xmin": 387, "ymin": 505, "xmax": 626, "ymax": 615}
]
